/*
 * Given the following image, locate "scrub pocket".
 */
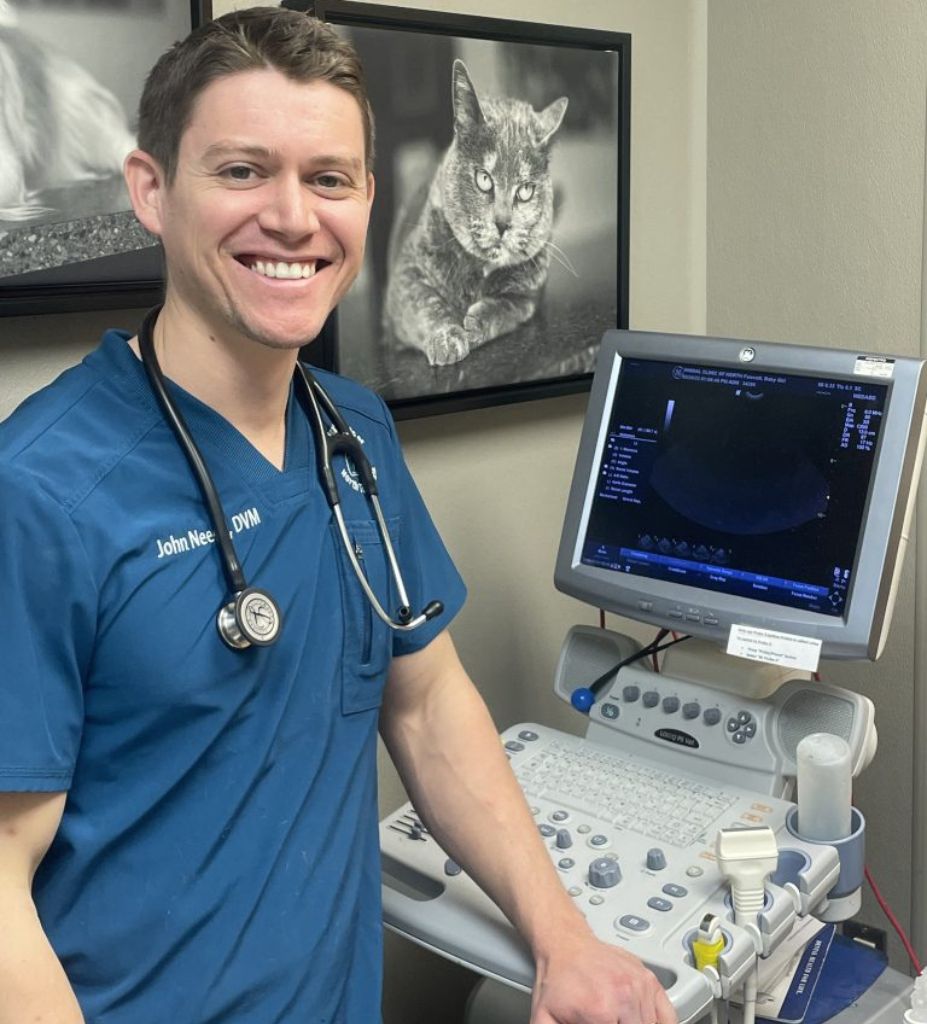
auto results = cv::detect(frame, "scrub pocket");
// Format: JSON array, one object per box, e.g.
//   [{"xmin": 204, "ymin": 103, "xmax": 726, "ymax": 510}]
[{"xmin": 333, "ymin": 517, "xmax": 399, "ymax": 714}]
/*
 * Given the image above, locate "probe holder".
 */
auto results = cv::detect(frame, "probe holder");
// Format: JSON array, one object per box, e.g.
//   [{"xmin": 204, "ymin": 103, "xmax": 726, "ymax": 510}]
[{"xmin": 785, "ymin": 806, "xmax": 865, "ymax": 921}]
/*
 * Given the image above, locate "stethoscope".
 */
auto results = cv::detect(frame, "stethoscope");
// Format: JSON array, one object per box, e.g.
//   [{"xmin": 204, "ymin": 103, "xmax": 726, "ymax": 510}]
[{"xmin": 138, "ymin": 306, "xmax": 443, "ymax": 651}]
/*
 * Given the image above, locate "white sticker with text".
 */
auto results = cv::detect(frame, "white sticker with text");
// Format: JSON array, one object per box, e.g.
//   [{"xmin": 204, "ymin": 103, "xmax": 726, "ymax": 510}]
[
  {"xmin": 726, "ymin": 624, "xmax": 822, "ymax": 672},
  {"xmin": 853, "ymin": 355, "xmax": 895, "ymax": 379}
]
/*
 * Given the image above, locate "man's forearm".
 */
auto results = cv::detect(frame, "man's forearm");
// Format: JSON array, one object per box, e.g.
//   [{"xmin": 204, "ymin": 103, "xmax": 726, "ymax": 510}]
[
  {"xmin": 380, "ymin": 638, "xmax": 590, "ymax": 958},
  {"xmin": 0, "ymin": 888, "xmax": 84, "ymax": 1024}
]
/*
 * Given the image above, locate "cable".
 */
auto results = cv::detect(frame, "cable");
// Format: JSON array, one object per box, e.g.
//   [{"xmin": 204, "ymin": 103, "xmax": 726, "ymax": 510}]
[
  {"xmin": 865, "ymin": 865, "xmax": 923, "ymax": 973},
  {"xmin": 570, "ymin": 633, "xmax": 692, "ymax": 712}
]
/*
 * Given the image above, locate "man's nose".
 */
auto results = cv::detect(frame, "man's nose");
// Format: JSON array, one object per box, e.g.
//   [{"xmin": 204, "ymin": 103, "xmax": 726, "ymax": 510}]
[{"xmin": 258, "ymin": 175, "xmax": 321, "ymax": 237}]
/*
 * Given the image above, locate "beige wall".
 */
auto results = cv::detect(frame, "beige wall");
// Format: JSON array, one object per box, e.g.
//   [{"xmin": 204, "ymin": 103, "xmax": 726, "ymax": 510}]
[{"xmin": 706, "ymin": 0, "xmax": 927, "ymax": 969}]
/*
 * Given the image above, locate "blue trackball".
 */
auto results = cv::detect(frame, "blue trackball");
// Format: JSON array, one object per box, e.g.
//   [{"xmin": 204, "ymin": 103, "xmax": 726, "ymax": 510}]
[{"xmin": 571, "ymin": 687, "xmax": 595, "ymax": 714}]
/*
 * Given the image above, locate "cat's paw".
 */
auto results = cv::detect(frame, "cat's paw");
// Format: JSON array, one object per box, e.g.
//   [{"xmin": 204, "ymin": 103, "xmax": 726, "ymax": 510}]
[{"xmin": 424, "ymin": 325, "xmax": 472, "ymax": 366}]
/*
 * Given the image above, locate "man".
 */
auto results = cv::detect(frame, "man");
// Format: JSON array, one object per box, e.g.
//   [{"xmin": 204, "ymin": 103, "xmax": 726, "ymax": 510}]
[{"xmin": 0, "ymin": 9, "xmax": 676, "ymax": 1024}]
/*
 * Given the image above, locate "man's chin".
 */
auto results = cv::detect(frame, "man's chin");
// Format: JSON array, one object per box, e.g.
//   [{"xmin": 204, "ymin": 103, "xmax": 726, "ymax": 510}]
[{"xmin": 231, "ymin": 312, "xmax": 325, "ymax": 352}]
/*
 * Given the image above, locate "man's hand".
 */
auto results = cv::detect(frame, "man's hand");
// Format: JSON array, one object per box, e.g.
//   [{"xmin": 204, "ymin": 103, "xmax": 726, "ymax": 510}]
[{"xmin": 531, "ymin": 928, "xmax": 676, "ymax": 1024}]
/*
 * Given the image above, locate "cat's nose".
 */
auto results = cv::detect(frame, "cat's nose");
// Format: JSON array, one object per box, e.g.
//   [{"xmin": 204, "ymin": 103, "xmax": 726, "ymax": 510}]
[{"xmin": 494, "ymin": 213, "xmax": 511, "ymax": 236}]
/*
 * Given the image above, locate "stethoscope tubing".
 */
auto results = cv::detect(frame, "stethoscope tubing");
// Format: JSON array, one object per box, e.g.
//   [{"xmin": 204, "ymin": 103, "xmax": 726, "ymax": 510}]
[{"xmin": 137, "ymin": 306, "xmax": 441, "ymax": 645}]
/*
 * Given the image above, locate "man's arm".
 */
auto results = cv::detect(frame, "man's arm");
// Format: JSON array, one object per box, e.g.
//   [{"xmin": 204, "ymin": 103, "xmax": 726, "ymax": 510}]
[
  {"xmin": 0, "ymin": 792, "xmax": 84, "ymax": 1024},
  {"xmin": 379, "ymin": 630, "xmax": 676, "ymax": 1024}
]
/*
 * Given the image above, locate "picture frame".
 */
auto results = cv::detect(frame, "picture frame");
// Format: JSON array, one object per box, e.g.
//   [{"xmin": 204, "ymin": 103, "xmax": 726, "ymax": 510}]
[
  {"xmin": 304, "ymin": 0, "xmax": 631, "ymax": 419},
  {"xmin": 0, "ymin": 0, "xmax": 212, "ymax": 317}
]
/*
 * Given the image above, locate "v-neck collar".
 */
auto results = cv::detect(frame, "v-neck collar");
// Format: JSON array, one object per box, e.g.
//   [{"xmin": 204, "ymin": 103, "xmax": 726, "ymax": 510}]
[{"xmin": 90, "ymin": 329, "xmax": 315, "ymax": 504}]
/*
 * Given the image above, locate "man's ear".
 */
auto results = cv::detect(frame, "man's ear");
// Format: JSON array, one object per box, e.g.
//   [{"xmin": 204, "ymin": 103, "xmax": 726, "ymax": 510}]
[
  {"xmin": 123, "ymin": 149, "xmax": 168, "ymax": 237},
  {"xmin": 366, "ymin": 171, "xmax": 375, "ymax": 211}
]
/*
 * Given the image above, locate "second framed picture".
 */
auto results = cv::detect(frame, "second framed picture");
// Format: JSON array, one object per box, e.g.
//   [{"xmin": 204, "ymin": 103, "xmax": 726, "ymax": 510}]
[{"xmin": 298, "ymin": 0, "xmax": 631, "ymax": 418}]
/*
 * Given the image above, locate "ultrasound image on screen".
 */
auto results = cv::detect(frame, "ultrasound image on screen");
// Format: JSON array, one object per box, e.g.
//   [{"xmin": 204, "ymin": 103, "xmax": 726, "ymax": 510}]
[{"xmin": 580, "ymin": 360, "xmax": 888, "ymax": 616}]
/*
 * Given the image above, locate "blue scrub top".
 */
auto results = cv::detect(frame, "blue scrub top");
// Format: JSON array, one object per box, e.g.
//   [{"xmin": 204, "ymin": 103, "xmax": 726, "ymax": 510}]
[{"xmin": 0, "ymin": 330, "xmax": 466, "ymax": 1023}]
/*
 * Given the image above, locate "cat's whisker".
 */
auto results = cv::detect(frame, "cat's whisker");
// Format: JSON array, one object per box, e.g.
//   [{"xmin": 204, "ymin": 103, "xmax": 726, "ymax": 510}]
[{"xmin": 544, "ymin": 241, "xmax": 580, "ymax": 278}]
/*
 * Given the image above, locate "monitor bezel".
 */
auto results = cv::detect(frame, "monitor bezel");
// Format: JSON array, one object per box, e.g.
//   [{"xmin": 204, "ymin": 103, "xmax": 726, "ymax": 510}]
[{"xmin": 554, "ymin": 330, "xmax": 927, "ymax": 660}]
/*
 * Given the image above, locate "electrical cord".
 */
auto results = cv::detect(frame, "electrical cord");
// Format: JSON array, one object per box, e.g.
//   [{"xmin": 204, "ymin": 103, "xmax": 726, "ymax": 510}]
[{"xmin": 865, "ymin": 865, "xmax": 923, "ymax": 973}]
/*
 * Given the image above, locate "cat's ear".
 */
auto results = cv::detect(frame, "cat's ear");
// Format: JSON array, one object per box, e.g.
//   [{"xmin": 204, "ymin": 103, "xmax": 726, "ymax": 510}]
[
  {"xmin": 451, "ymin": 59, "xmax": 485, "ymax": 135},
  {"xmin": 124, "ymin": 148, "xmax": 168, "ymax": 236},
  {"xmin": 537, "ymin": 96, "xmax": 569, "ymax": 148}
]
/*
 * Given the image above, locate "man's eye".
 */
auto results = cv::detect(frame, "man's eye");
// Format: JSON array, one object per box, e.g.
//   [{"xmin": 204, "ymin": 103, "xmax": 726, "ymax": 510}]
[
  {"xmin": 223, "ymin": 165, "xmax": 256, "ymax": 181},
  {"xmin": 315, "ymin": 174, "xmax": 346, "ymax": 189}
]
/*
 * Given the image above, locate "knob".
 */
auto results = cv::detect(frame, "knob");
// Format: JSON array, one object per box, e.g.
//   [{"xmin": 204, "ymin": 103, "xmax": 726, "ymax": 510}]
[
  {"xmin": 556, "ymin": 829, "xmax": 573, "ymax": 850},
  {"xmin": 646, "ymin": 848, "xmax": 667, "ymax": 871},
  {"xmin": 589, "ymin": 857, "xmax": 622, "ymax": 889}
]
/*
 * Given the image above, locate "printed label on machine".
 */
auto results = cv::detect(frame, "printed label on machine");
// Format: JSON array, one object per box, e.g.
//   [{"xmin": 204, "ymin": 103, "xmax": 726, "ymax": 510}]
[
  {"xmin": 726, "ymin": 624, "xmax": 822, "ymax": 672},
  {"xmin": 853, "ymin": 355, "xmax": 895, "ymax": 378}
]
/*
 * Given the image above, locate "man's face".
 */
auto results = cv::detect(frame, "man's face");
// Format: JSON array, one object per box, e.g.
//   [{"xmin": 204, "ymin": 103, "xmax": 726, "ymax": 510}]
[{"xmin": 152, "ymin": 68, "xmax": 373, "ymax": 350}]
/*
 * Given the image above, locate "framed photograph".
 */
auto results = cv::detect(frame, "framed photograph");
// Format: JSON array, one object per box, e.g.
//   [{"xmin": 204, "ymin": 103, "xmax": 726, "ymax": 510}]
[
  {"xmin": 0, "ymin": 0, "xmax": 211, "ymax": 316},
  {"xmin": 304, "ymin": 0, "xmax": 631, "ymax": 419}
]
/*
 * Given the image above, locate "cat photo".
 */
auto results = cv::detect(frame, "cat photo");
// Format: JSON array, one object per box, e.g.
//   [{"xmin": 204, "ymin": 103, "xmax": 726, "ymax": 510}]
[
  {"xmin": 0, "ymin": 0, "xmax": 136, "ymax": 223},
  {"xmin": 384, "ymin": 60, "xmax": 568, "ymax": 367}
]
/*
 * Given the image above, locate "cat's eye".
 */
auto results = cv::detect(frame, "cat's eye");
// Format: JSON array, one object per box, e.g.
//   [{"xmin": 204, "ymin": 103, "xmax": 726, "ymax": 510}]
[
  {"xmin": 515, "ymin": 182, "xmax": 535, "ymax": 203},
  {"xmin": 474, "ymin": 169, "xmax": 494, "ymax": 193}
]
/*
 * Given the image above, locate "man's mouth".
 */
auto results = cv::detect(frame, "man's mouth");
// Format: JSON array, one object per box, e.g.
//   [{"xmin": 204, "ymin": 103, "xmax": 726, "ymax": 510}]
[{"xmin": 238, "ymin": 257, "xmax": 328, "ymax": 280}]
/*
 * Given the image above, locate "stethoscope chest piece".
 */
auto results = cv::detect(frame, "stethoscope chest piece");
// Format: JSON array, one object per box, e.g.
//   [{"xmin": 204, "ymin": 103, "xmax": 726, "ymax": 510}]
[{"xmin": 218, "ymin": 588, "xmax": 282, "ymax": 649}]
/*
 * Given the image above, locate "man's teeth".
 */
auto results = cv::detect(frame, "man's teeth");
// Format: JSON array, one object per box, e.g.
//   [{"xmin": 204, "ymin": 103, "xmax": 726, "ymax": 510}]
[{"xmin": 251, "ymin": 259, "xmax": 317, "ymax": 280}]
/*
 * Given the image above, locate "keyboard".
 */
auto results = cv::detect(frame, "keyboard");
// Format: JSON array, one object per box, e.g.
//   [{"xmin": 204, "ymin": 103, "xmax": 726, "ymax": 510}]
[{"xmin": 514, "ymin": 737, "xmax": 738, "ymax": 848}]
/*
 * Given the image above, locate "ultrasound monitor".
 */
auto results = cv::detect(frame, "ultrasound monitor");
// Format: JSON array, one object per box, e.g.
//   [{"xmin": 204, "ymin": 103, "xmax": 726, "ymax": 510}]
[{"xmin": 555, "ymin": 330, "xmax": 927, "ymax": 661}]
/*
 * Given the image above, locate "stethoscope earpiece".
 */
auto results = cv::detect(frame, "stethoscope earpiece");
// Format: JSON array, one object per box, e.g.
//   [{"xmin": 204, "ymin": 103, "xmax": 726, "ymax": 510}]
[{"xmin": 217, "ymin": 588, "xmax": 283, "ymax": 650}]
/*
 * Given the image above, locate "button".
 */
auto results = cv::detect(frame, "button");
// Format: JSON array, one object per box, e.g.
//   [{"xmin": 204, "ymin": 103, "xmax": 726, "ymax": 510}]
[
  {"xmin": 737, "ymin": 710, "xmax": 753, "ymax": 724},
  {"xmin": 733, "ymin": 732, "xmax": 747, "ymax": 745},
  {"xmin": 577, "ymin": 824, "xmax": 591, "ymax": 834},
  {"xmin": 518, "ymin": 730, "xmax": 539, "ymax": 742},
  {"xmin": 668, "ymin": 610, "xmax": 684, "ymax": 620},
  {"xmin": 622, "ymin": 685, "xmax": 640, "ymax": 703},
  {"xmin": 682, "ymin": 702, "xmax": 700, "ymax": 720},
  {"xmin": 589, "ymin": 894, "xmax": 605, "ymax": 906},
  {"xmin": 617, "ymin": 914, "xmax": 650, "ymax": 932},
  {"xmin": 530, "ymin": 806, "xmax": 540, "ymax": 816},
  {"xmin": 589, "ymin": 834, "xmax": 610, "ymax": 849},
  {"xmin": 444, "ymin": 859, "xmax": 462, "ymax": 876},
  {"xmin": 662, "ymin": 696, "xmax": 680, "ymax": 714},
  {"xmin": 539, "ymin": 824, "xmax": 556, "ymax": 837},
  {"xmin": 704, "ymin": 616, "xmax": 719, "ymax": 626},
  {"xmin": 600, "ymin": 703, "xmax": 620, "ymax": 720},
  {"xmin": 589, "ymin": 857, "xmax": 621, "ymax": 888},
  {"xmin": 556, "ymin": 829, "xmax": 573, "ymax": 850},
  {"xmin": 643, "ymin": 691, "xmax": 659, "ymax": 708},
  {"xmin": 686, "ymin": 866, "xmax": 704, "ymax": 878},
  {"xmin": 744, "ymin": 721, "xmax": 757, "ymax": 738},
  {"xmin": 726, "ymin": 717, "xmax": 739, "ymax": 733},
  {"xmin": 558, "ymin": 858, "xmax": 575, "ymax": 870},
  {"xmin": 568, "ymin": 886, "xmax": 583, "ymax": 897},
  {"xmin": 638, "ymin": 600, "xmax": 654, "ymax": 612},
  {"xmin": 551, "ymin": 810, "xmax": 570, "ymax": 823},
  {"xmin": 504, "ymin": 740, "xmax": 525, "ymax": 752},
  {"xmin": 703, "ymin": 708, "xmax": 722, "ymax": 726},
  {"xmin": 646, "ymin": 848, "xmax": 667, "ymax": 871},
  {"xmin": 647, "ymin": 897, "xmax": 673, "ymax": 912},
  {"xmin": 685, "ymin": 614, "xmax": 701, "ymax": 623},
  {"xmin": 662, "ymin": 883, "xmax": 688, "ymax": 898}
]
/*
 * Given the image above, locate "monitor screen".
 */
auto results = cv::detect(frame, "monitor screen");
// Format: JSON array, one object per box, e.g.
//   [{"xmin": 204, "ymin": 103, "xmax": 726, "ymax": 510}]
[{"xmin": 556, "ymin": 331, "xmax": 927, "ymax": 660}]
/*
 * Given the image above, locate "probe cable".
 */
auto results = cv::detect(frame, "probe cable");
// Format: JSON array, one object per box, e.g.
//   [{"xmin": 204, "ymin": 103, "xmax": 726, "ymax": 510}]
[{"xmin": 571, "ymin": 633, "xmax": 692, "ymax": 712}]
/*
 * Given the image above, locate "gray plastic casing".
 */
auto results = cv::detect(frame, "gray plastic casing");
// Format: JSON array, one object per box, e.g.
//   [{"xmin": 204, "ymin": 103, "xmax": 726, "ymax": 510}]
[{"xmin": 554, "ymin": 330, "xmax": 927, "ymax": 660}]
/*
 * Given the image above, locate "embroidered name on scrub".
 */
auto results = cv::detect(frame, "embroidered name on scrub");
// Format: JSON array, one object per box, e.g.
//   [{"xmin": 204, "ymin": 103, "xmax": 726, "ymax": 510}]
[{"xmin": 156, "ymin": 506, "xmax": 262, "ymax": 559}]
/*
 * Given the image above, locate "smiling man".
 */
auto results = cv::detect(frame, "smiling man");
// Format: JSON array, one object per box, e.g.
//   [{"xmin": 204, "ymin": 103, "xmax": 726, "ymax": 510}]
[{"xmin": 0, "ymin": 9, "xmax": 675, "ymax": 1024}]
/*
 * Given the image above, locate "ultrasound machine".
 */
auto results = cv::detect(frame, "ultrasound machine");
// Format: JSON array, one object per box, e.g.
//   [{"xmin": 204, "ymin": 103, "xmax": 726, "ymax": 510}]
[{"xmin": 379, "ymin": 330, "xmax": 927, "ymax": 1024}]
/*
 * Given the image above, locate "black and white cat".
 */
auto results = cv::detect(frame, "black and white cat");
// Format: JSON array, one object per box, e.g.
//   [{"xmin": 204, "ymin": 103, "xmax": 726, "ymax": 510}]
[
  {"xmin": 385, "ymin": 59, "xmax": 568, "ymax": 366},
  {"xmin": 0, "ymin": 0, "xmax": 136, "ymax": 222}
]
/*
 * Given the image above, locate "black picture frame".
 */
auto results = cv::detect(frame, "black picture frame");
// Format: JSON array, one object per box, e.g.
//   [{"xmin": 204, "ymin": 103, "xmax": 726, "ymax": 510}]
[
  {"xmin": 304, "ymin": 0, "xmax": 631, "ymax": 419},
  {"xmin": 0, "ymin": 0, "xmax": 212, "ymax": 318}
]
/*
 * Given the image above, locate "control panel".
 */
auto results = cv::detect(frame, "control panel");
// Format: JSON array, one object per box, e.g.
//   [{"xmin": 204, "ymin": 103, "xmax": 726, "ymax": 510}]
[{"xmin": 380, "ymin": 722, "xmax": 841, "ymax": 1024}]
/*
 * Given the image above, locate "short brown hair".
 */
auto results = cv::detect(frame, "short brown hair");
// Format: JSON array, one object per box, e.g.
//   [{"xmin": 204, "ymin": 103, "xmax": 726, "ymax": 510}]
[{"xmin": 137, "ymin": 5, "xmax": 375, "ymax": 182}]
